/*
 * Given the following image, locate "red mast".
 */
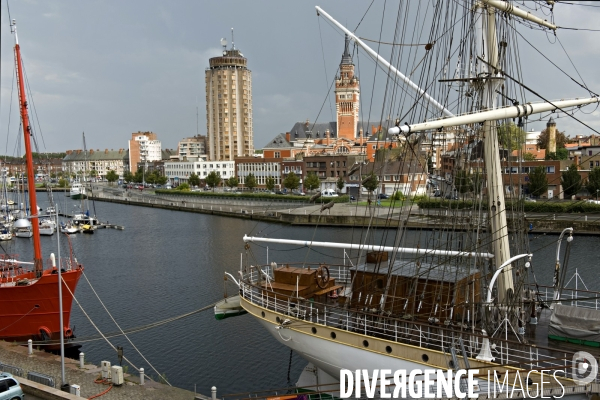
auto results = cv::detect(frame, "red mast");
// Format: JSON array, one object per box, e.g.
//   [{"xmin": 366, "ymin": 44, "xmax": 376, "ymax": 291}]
[{"xmin": 12, "ymin": 20, "xmax": 43, "ymax": 277}]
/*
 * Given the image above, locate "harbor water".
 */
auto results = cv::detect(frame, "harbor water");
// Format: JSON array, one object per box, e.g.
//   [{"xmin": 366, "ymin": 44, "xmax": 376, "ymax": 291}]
[{"xmin": 5, "ymin": 197, "xmax": 598, "ymax": 395}]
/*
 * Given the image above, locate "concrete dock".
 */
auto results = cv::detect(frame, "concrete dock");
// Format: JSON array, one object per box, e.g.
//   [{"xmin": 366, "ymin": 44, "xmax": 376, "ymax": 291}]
[
  {"xmin": 0, "ymin": 340, "xmax": 207, "ymax": 400},
  {"xmin": 90, "ymin": 187, "xmax": 600, "ymax": 235}
]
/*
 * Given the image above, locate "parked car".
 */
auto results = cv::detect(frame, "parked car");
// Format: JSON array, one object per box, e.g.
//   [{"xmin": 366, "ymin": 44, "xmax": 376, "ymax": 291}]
[
  {"xmin": 292, "ymin": 190, "xmax": 306, "ymax": 196},
  {"xmin": 0, "ymin": 372, "xmax": 25, "ymax": 400},
  {"xmin": 377, "ymin": 193, "xmax": 390, "ymax": 199},
  {"xmin": 321, "ymin": 189, "xmax": 339, "ymax": 197},
  {"xmin": 275, "ymin": 190, "xmax": 285, "ymax": 195},
  {"xmin": 524, "ymin": 197, "xmax": 537, "ymax": 202},
  {"xmin": 444, "ymin": 193, "xmax": 458, "ymax": 200}
]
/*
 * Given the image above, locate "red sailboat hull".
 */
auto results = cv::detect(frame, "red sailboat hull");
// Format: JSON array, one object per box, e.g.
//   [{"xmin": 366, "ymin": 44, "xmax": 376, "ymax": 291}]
[{"xmin": 0, "ymin": 267, "xmax": 83, "ymax": 342}]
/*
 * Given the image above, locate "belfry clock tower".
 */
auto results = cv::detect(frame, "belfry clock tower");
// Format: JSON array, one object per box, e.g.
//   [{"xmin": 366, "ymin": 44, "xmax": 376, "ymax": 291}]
[{"xmin": 335, "ymin": 34, "xmax": 360, "ymax": 141}]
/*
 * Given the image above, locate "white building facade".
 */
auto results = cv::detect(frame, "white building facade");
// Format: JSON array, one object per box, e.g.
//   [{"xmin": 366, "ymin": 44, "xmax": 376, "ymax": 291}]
[
  {"xmin": 164, "ymin": 158, "xmax": 235, "ymax": 185},
  {"xmin": 62, "ymin": 149, "xmax": 127, "ymax": 181}
]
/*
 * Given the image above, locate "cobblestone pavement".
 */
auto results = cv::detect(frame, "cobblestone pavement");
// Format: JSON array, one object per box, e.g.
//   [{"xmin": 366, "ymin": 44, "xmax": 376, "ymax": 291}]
[{"xmin": 0, "ymin": 340, "xmax": 206, "ymax": 400}]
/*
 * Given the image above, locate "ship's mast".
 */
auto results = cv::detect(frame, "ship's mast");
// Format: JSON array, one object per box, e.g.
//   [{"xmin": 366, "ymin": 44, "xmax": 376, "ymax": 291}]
[
  {"xmin": 476, "ymin": 3, "xmax": 514, "ymax": 303},
  {"xmin": 12, "ymin": 20, "xmax": 43, "ymax": 276}
]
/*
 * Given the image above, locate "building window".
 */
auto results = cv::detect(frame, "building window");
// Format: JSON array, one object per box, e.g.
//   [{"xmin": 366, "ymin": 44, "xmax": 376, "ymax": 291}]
[
  {"xmin": 274, "ymin": 152, "xmax": 281, "ymax": 158},
  {"xmin": 590, "ymin": 150, "xmax": 593, "ymax": 156},
  {"xmin": 546, "ymin": 166, "xmax": 555, "ymax": 173},
  {"xmin": 591, "ymin": 162, "xmax": 595, "ymax": 169}
]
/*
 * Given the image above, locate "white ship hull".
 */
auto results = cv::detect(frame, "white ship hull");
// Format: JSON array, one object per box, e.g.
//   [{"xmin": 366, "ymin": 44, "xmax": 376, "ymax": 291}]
[{"xmin": 257, "ymin": 318, "xmax": 424, "ymax": 378}]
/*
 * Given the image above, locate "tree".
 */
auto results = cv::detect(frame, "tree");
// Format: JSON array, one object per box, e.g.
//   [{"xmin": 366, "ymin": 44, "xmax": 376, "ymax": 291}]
[
  {"xmin": 106, "ymin": 170, "xmax": 119, "ymax": 185},
  {"xmin": 497, "ymin": 123, "xmax": 526, "ymax": 151},
  {"xmin": 265, "ymin": 177, "xmax": 276, "ymax": 191},
  {"xmin": 245, "ymin": 173, "xmax": 257, "ymax": 191},
  {"xmin": 561, "ymin": 164, "xmax": 582, "ymax": 198},
  {"xmin": 58, "ymin": 178, "xmax": 68, "ymax": 188},
  {"xmin": 336, "ymin": 176, "xmax": 345, "ymax": 192},
  {"xmin": 304, "ymin": 172, "xmax": 320, "ymax": 192},
  {"xmin": 538, "ymin": 128, "xmax": 568, "ymax": 150},
  {"xmin": 362, "ymin": 173, "xmax": 379, "ymax": 198},
  {"xmin": 523, "ymin": 153, "xmax": 536, "ymax": 161},
  {"xmin": 123, "ymin": 171, "xmax": 134, "ymax": 183},
  {"xmin": 89, "ymin": 169, "xmax": 98, "ymax": 178},
  {"xmin": 205, "ymin": 171, "xmax": 221, "ymax": 191},
  {"xmin": 133, "ymin": 169, "xmax": 143, "ymax": 183},
  {"xmin": 145, "ymin": 172, "xmax": 157, "ymax": 184},
  {"xmin": 527, "ymin": 166, "xmax": 548, "ymax": 197},
  {"xmin": 176, "ymin": 183, "xmax": 190, "ymax": 191},
  {"xmin": 283, "ymin": 172, "xmax": 300, "ymax": 191},
  {"xmin": 188, "ymin": 173, "xmax": 201, "ymax": 187},
  {"xmin": 157, "ymin": 175, "xmax": 168, "ymax": 185},
  {"xmin": 226, "ymin": 177, "xmax": 239, "ymax": 189},
  {"xmin": 455, "ymin": 170, "xmax": 472, "ymax": 194},
  {"xmin": 546, "ymin": 148, "xmax": 568, "ymax": 160}
]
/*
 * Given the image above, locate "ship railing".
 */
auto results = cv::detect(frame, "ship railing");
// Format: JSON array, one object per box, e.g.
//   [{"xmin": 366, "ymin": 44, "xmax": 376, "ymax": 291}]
[
  {"xmin": 532, "ymin": 284, "xmax": 600, "ymax": 310},
  {"xmin": 241, "ymin": 281, "xmax": 595, "ymax": 384},
  {"xmin": 244, "ymin": 262, "xmax": 352, "ymax": 286}
]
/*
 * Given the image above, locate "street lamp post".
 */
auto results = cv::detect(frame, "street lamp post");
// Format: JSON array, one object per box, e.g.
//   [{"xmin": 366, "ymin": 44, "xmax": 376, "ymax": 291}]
[{"xmin": 596, "ymin": 189, "xmax": 598, "ymax": 202}]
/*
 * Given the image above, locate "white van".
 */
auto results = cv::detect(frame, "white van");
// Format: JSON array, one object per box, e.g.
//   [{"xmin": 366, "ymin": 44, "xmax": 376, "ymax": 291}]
[{"xmin": 321, "ymin": 189, "xmax": 338, "ymax": 197}]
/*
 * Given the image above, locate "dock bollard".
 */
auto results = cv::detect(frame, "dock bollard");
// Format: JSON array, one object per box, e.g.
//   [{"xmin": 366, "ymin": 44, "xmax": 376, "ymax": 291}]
[
  {"xmin": 140, "ymin": 368, "xmax": 144, "ymax": 385},
  {"xmin": 79, "ymin": 352, "xmax": 84, "ymax": 368},
  {"xmin": 211, "ymin": 386, "xmax": 217, "ymax": 400},
  {"xmin": 28, "ymin": 339, "xmax": 32, "ymax": 355}
]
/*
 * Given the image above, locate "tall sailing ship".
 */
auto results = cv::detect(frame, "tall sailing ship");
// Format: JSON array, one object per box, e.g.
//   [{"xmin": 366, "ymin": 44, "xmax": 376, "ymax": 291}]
[
  {"xmin": 238, "ymin": 1, "xmax": 600, "ymax": 397},
  {"xmin": 0, "ymin": 20, "xmax": 83, "ymax": 347}
]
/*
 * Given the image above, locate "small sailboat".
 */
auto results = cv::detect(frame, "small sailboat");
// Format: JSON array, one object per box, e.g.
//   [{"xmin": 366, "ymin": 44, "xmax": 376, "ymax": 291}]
[
  {"xmin": 13, "ymin": 218, "xmax": 32, "ymax": 238},
  {"xmin": 59, "ymin": 222, "xmax": 79, "ymax": 234},
  {"xmin": 38, "ymin": 219, "xmax": 55, "ymax": 236},
  {"xmin": 0, "ymin": 226, "xmax": 13, "ymax": 241}
]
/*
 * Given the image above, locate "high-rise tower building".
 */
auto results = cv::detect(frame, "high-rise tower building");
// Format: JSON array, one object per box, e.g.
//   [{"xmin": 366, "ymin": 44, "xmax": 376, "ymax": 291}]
[
  {"xmin": 128, "ymin": 131, "xmax": 161, "ymax": 173},
  {"xmin": 335, "ymin": 34, "xmax": 360, "ymax": 141},
  {"xmin": 205, "ymin": 37, "xmax": 253, "ymax": 161}
]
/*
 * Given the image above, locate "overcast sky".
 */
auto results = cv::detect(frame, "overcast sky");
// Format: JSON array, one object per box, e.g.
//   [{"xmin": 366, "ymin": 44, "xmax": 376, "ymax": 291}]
[{"xmin": 1, "ymin": 1, "xmax": 599, "ymax": 154}]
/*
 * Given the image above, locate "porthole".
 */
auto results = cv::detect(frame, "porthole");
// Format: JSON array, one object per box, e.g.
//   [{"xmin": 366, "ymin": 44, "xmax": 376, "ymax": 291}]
[
  {"xmin": 385, "ymin": 346, "xmax": 392, "ymax": 354},
  {"xmin": 276, "ymin": 316, "xmax": 281, "ymax": 323},
  {"xmin": 330, "ymin": 332, "xmax": 337, "ymax": 339},
  {"xmin": 448, "ymin": 360, "xmax": 455, "ymax": 369},
  {"xmin": 363, "ymin": 340, "xmax": 369, "ymax": 348},
  {"xmin": 261, "ymin": 311, "xmax": 265, "ymax": 318},
  {"xmin": 311, "ymin": 327, "xmax": 317, "ymax": 334},
  {"xmin": 422, "ymin": 354, "xmax": 429, "ymax": 363}
]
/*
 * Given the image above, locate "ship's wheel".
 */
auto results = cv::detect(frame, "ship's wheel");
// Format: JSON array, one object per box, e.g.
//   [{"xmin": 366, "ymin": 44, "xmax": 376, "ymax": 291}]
[{"xmin": 316, "ymin": 265, "xmax": 330, "ymax": 289}]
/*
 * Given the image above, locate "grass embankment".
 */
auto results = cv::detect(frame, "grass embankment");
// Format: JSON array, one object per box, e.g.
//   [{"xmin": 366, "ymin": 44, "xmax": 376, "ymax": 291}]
[
  {"xmin": 417, "ymin": 198, "xmax": 600, "ymax": 213},
  {"xmin": 154, "ymin": 189, "xmax": 350, "ymax": 203}
]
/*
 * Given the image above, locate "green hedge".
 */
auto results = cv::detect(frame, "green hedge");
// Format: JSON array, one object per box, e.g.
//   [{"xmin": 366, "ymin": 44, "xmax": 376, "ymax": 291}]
[
  {"xmin": 417, "ymin": 198, "xmax": 600, "ymax": 213},
  {"xmin": 154, "ymin": 189, "xmax": 350, "ymax": 203}
]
